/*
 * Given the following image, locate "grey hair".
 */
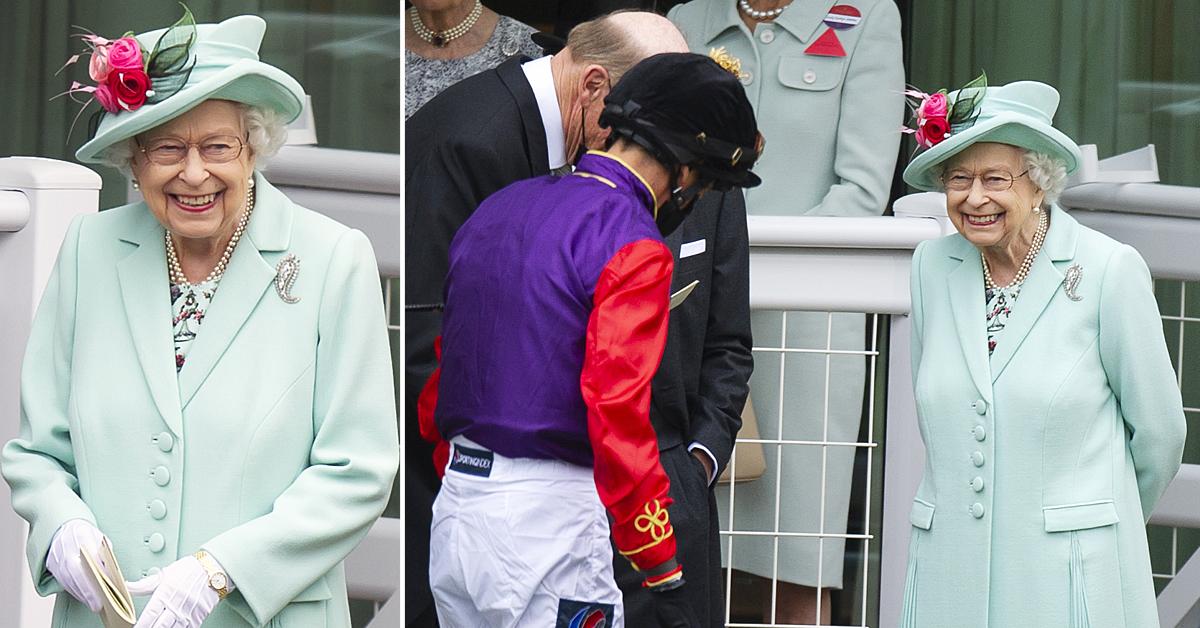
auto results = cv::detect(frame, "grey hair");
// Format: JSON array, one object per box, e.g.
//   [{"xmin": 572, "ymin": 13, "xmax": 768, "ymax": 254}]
[
  {"xmin": 1022, "ymin": 150, "xmax": 1068, "ymax": 206},
  {"xmin": 97, "ymin": 102, "xmax": 290, "ymax": 177}
]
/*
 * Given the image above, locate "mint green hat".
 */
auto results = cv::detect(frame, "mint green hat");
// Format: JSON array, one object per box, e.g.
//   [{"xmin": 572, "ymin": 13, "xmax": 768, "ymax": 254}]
[
  {"xmin": 902, "ymin": 81, "xmax": 1082, "ymax": 192},
  {"xmin": 75, "ymin": 14, "xmax": 305, "ymax": 164}
]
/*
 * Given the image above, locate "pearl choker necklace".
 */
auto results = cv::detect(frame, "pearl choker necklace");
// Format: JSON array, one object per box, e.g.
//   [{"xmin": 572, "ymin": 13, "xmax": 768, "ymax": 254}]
[
  {"xmin": 166, "ymin": 182, "xmax": 255, "ymax": 289},
  {"xmin": 409, "ymin": 1, "xmax": 483, "ymax": 48},
  {"xmin": 738, "ymin": 0, "xmax": 792, "ymax": 20},
  {"xmin": 982, "ymin": 209, "xmax": 1048, "ymax": 290}
]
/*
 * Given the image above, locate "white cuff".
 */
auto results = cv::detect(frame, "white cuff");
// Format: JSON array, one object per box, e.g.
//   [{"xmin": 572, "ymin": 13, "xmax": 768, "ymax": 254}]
[{"xmin": 687, "ymin": 442, "xmax": 719, "ymax": 486}]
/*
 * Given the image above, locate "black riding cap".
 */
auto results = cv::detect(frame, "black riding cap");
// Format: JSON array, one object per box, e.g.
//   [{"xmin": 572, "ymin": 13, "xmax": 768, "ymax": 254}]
[{"xmin": 599, "ymin": 52, "xmax": 763, "ymax": 190}]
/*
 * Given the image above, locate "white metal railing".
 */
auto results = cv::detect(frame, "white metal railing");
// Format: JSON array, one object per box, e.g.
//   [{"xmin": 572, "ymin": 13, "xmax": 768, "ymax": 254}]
[
  {"xmin": 0, "ymin": 156, "xmax": 102, "ymax": 628},
  {"xmin": 0, "ymin": 191, "xmax": 30, "ymax": 232},
  {"xmin": 261, "ymin": 146, "xmax": 401, "ymax": 277}
]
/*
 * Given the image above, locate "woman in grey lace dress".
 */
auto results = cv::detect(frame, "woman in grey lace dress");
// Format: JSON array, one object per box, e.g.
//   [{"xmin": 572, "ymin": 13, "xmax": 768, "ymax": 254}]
[{"xmin": 405, "ymin": 0, "xmax": 543, "ymax": 119}]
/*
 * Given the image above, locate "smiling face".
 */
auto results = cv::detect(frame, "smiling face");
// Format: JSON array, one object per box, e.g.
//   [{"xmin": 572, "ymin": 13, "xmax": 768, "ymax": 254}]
[
  {"xmin": 942, "ymin": 142, "xmax": 1045, "ymax": 253},
  {"xmin": 130, "ymin": 99, "xmax": 256, "ymax": 246}
]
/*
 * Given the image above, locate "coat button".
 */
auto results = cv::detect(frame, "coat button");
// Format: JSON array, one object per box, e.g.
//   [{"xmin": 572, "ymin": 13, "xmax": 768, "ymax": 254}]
[
  {"xmin": 151, "ymin": 466, "xmax": 170, "ymax": 486},
  {"xmin": 971, "ymin": 451, "xmax": 985, "ymax": 467},
  {"xmin": 971, "ymin": 502, "xmax": 985, "ymax": 518},
  {"xmin": 803, "ymin": 70, "xmax": 817, "ymax": 84},
  {"xmin": 759, "ymin": 28, "xmax": 775, "ymax": 43},
  {"xmin": 147, "ymin": 533, "xmax": 165, "ymax": 553},
  {"xmin": 153, "ymin": 432, "xmax": 174, "ymax": 452},
  {"xmin": 740, "ymin": 71, "xmax": 753, "ymax": 86},
  {"xmin": 148, "ymin": 499, "xmax": 167, "ymax": 520},
  {"xmin": 971, "ymin": 476, "xmax": 985, "ymax": 492},
  {"xmin": 972, "ymin": 425, "xmax": 986, "ymax": 442},
  {"xmin": 973, "ymin": 399, "xmax": 987, "ymax": 415}
]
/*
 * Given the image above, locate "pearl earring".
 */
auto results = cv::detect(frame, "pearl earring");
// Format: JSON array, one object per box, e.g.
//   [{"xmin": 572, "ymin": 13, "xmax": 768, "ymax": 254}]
[
  {"xmin": 132, "ymin": 180, "xmax": 140, "ymax": 191},
  {"xmin": 1032, "ymin": 205, "xmax": 1041, "ymax": 214},
  {"xmin": 247, "ymin": 177, "xmax": 255, "ymax": 189}
]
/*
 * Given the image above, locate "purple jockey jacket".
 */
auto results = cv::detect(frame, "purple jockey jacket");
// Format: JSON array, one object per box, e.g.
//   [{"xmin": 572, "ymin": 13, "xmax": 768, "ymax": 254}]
[{"xmin": 435, "ymin": 151, "xmax": 671, "ymax": 466}]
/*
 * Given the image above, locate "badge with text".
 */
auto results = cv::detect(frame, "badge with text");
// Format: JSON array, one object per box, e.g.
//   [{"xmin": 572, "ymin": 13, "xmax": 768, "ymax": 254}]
[
  {"xmin": 449, "ymin": 444, "xmax": 493, "ymax": 477},
  {"xmin": 804, "ymin": 27, "xmax": 846, "ymax": 57},
  {"xmin": 824, "ymin": 4, "xmax": 862, "ymax": 29},
  {"xmin": 556, "ymin": 599, "xmax": 613, "ymax": 628}
]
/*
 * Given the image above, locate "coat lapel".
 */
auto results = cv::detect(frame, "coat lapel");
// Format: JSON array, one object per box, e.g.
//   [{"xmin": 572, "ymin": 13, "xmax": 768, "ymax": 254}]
[
  {"xmin": 177, "ymin": 174, "xmax": 293, "ymax": 408},
  {"xmin": 946, "ymin": 239, "xmax": 993, "ymax": 400},
  {"xmin": 496, "ymin": 57, "xmax": 550, "ymax": 173},
  {"xmin": 117, "ymin": 209, "xmax": 184, "ymax": 436},
  {"xmin": 989, "ymin": 206, "xmax": 1079, "ymax": 382}
]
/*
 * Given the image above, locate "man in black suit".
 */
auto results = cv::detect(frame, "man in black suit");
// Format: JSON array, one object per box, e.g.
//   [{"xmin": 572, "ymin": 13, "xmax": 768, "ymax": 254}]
[
  {"xmin": 404, "ymin": 12, "xmax": 691, "ymax": 626},
  {"xmin": 610, "ymin": 178, "xmax": 753, "ymax": 628}
]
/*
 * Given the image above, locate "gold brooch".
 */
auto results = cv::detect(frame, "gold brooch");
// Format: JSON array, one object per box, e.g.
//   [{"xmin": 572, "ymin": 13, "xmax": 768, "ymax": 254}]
[{"xmin": 708, "ymin": 47, "xmax": 746, "ymax": 80}]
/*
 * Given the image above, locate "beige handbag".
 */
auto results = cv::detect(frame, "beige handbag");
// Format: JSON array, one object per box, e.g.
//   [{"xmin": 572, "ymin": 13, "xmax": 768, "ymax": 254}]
[{"xmin": 717, "ymin": 395, "xmax": 767, "ymax": 484}]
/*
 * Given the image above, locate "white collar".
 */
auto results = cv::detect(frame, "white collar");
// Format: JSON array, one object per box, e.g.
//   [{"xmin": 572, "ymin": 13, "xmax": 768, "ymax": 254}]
[{"xmin": 521, "ymin": 55, "xmax": 567, "ymax": 170}]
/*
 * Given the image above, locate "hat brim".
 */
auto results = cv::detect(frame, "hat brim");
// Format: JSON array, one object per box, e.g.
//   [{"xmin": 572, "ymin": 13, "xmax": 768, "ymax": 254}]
[
  {"xmin": 901, "ymin": 112, "xmax": 1082, "ymax": 192},
  {"xmin": 75, "ymin": 59, "xmax": 304, "ymax": 164}
]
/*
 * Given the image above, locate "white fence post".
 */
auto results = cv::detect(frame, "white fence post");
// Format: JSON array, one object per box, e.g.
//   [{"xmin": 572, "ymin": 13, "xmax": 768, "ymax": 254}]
[{"xmin": 0, "ymin": 157, "xmax": 102, "ymax": 627}]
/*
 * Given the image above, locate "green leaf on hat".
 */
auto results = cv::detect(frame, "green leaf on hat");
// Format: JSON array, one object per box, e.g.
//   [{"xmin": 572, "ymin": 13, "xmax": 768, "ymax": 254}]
[
  {"xmin": 146, "ymin": 3, "xmax": 197, "ymax": 103},
  {"xmin": 948, "ymin": 71, "xmax": 987, "ymax": 129}
]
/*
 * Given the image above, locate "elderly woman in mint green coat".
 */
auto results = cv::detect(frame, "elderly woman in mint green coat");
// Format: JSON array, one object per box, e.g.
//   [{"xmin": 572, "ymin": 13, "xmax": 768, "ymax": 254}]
[
  {"xmin": 902, "ymin": 79, "xmax": 1185, "ymax": 627},
  {"xmin": 1, "ymin": 12, "xmax": 397, "ymax": 628},
  {"xmin": 669, "ymin": 0, "xmax": 904, "ymax": 621}
]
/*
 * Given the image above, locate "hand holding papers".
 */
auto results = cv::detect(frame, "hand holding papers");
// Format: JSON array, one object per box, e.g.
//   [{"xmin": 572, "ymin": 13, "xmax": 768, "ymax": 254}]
[{"xmin": 80, "ymin": 538, "xmax": 136, "ymax": 628}]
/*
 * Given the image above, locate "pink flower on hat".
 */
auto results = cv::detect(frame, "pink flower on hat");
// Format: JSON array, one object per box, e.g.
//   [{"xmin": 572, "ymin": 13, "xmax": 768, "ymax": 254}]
[
  {"xmin": 88, "ymin": 45, "xmax": 111, "ymax": 82},
  {"xmin": 93, "ymin": 82, "xmax": 119, "ymax": 113},
  {"xmin": 918, "ymin": 92, "xmax": 948, "ymax": 120},
  {"xmin": 902, "ymin": 73, "xmax": 988, "ymax": 151},
  {"xmin": 107, "ymin": 37, "xmax": 144, "ymax": 72}
]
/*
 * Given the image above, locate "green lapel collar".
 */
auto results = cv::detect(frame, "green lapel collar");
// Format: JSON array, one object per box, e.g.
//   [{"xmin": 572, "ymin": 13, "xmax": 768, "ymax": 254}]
[
  {"xmin": 116, "ymin": 204, "xmax": 184, "ymax": 436},
  {"xmin": 988, "ymin": 205, "xmax": 1079, "ymax": 382},
  {"xmin": 176, "ymin": 172, "xmax": 294, "ymax": 409},
  {"xmin": 946, "ymin": 236, "xmax": 993, "ymax": 400}
]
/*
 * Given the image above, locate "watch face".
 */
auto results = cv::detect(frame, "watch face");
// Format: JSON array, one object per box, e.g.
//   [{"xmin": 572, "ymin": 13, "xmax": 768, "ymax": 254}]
[{"xmin": 210, "ymin": 572, "xmax": 228, "ymax": 590}]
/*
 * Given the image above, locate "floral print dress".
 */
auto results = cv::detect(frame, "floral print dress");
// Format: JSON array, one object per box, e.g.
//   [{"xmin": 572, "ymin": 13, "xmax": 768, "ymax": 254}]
[
  {"xmin": 985, "ymin": 285, "xmax": 1018, "ymax": 357},
  {"xmin": 172, "ymin": 280, "xmax": 217, "ymax": 372}
]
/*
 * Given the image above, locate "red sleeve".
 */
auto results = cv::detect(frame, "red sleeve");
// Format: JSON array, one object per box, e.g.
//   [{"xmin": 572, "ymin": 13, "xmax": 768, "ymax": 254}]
[
  {"xmin": 417, "ymin": 336, "xmax": 449, "ymax": 478},
  {"xmin": 580, "ymin": 239, "xmax": 680, "ymax": 583}
]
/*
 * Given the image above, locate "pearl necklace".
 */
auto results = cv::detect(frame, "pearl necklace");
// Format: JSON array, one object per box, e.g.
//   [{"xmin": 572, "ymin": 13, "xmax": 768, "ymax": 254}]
[
  {"xmin": 738, "ymin": 0, "xmax": 792, "ymax": 20},
  {"xmin": 409, "ymin": 0, "xmax": 482, "ymax": 47},
  {"xmin": 982, "ymin": 209, "xmax": 1048, "ymax": 290},
  {"xmin": 166, "ymin": 183, "xmax": 255, "ymax": 289}
]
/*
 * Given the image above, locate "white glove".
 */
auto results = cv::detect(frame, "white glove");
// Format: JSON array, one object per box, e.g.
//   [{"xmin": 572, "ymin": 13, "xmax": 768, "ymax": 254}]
[
  {"xmin": 127, "ymin": 555, "xmax": 220, "ymax": 628},
  {"xmin": 46, "ymin": 519, "xmax": 109, "ymax": 612}
]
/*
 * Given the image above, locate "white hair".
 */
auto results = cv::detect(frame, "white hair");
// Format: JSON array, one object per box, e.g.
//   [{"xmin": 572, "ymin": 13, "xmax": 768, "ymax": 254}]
[
  {"xmin": 1022, "ymin": 150, "xmax": 1069, "ymax": 206},
  {"xmin": 98, "ymin": 102, "xmax": 290, "ymax": 177}
]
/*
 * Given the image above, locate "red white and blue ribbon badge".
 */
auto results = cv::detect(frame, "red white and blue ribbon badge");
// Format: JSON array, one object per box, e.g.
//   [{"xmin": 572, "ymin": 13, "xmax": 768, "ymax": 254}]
[{"xmin": 824, "ymin": 4, "xmax": 862, "ymax": 29}]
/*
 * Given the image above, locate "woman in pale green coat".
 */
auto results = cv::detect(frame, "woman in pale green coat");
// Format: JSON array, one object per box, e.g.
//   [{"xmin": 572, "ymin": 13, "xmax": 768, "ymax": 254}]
[
  {"xmin": 902, "ymin": 79, "xmax": 1185, "ymax": 627},
  {"xmin": 668, "ymin": 0, "xmax": 904, "ymax": 622},
  {"xmin": 0, "ymin": 12, "xmax": 398, "ymax": 628}
]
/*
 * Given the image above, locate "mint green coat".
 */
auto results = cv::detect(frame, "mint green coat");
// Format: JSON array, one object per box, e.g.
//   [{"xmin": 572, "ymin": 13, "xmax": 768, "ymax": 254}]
[
  {"xmin": 904, "ymin": 206, "xmax": 1186, "ymax": 627},
  {"xmin": 1, "ymin": 175, "xmax": 399, "ymax": 627}
]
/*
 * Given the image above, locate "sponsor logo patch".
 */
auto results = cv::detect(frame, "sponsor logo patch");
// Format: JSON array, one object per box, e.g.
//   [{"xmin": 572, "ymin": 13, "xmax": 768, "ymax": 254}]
[
  {"xmin": 556, "ymin": 599, "xmax": 613, "ymax": 628},
  {"xmin": 449, "ymin": 444, "xmax": 493, "ymax": 477}
]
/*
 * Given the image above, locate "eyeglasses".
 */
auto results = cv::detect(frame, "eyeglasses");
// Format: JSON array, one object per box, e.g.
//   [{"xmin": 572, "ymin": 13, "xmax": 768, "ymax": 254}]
[
  {"xmin": 941, "ymin": 169, "xmax": 1030, "ymax": 192},
  {"xmin": 137, "ymin": 134, "xmax": 247, "ymax": 166}
]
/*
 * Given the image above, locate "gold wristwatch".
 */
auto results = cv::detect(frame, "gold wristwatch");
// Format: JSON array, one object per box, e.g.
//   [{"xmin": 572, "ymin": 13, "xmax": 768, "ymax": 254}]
[{"xmin": 193, "ymin": 550, "xmax": 231, "ymax": 599}]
